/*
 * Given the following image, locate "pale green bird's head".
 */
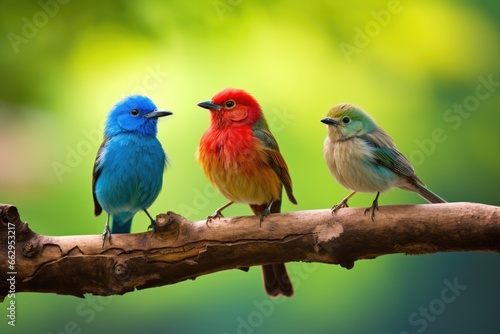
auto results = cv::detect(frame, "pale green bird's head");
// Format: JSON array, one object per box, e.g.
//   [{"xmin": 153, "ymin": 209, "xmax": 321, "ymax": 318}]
[{"xmin": 321, "ymin": 103, "xmax": 378, "ymax": 141}]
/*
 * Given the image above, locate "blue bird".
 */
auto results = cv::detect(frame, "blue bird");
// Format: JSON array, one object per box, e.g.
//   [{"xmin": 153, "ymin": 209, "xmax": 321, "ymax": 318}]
[{"xmin": 92, "ymin": 95, "xmax": 172, "ymax": 245}]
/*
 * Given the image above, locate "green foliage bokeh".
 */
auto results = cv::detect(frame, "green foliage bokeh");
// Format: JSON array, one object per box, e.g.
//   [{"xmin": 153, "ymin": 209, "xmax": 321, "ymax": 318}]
[{"xmin": 1, "ymin": 1, "xmax": 499, "ymax": 333}]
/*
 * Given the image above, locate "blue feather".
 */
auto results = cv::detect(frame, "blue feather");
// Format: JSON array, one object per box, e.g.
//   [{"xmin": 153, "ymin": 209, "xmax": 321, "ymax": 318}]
[{"xmin": 111, "ymin": 216, "xmax": 133, "ymax": 234}]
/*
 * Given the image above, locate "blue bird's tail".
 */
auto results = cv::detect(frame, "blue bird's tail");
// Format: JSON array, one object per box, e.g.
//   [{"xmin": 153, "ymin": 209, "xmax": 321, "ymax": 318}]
[{"xmin": 111, "ymin": 215, "xmax": 133, "ymax": 234}]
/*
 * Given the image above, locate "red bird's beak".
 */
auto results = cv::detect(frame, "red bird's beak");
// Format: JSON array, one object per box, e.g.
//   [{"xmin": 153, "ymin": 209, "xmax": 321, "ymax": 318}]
[{"xmin": 197, "ymin": 100, "xmax": 222, "ymax": 111}]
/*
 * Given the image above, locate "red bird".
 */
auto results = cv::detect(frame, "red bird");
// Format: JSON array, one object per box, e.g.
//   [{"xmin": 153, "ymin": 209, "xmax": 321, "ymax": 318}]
[{"xmin": 197, "ymin": 88, "xmax": 297, "ymax": 297}]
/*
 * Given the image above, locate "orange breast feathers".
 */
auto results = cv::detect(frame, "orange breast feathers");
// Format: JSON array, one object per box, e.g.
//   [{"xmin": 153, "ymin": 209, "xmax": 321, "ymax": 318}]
[{"xmin": 197, "ymin": 125, "xmax": 282, "ymax": 205}]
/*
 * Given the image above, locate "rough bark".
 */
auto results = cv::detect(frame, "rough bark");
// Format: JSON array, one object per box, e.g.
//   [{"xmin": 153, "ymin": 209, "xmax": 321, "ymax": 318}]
[{"xmin": 1, "ymin": 202, "xmax": 499, "ymax": 301}]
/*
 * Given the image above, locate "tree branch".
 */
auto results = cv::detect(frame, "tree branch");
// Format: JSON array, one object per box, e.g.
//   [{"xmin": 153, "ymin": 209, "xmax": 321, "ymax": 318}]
[{"xmin": 1, "ymin": 202, "xmax": 499, "ymax": 301}]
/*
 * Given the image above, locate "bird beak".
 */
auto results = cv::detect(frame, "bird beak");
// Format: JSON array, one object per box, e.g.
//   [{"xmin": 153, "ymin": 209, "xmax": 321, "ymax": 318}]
[
  {"xmin": 197, "ymin": 100, "xmax": 222, "ymax": 111},
  {"xmin": 321, "ymin": 117, "xmax": 339, "ymax": 126},
  {"xmin": 144, "ymin": 110, "xmax": 173, "ymax": 118}
]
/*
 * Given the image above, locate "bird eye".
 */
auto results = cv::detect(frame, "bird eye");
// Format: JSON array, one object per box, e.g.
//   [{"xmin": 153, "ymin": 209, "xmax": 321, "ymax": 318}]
[
  {"xmin": 130, "ymin": 109, "xmax": 140, "ymax": 117},
  {"xmin": 224, "ymin": 100, "xmax": 236, "ymax": 109},
  {"xmin": 342, "ymin": 116, "xmax": 351, "ymax": 124}
]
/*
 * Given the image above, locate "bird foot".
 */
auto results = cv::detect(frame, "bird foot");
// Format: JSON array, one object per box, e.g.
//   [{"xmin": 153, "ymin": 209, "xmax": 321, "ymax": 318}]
[
  {"xmin": 143, "ymin": 209, "xmax": 157, "ymax": 236},
  {"xmin": 206, "ymin": 210, "xmax": 224, "ymax": 227},
  {"xmin": 364, "ymin": 200, "xmax": 379, "ymax": 221},
  {"xmin": 147, "ymin": 219, "xmax": 157, "ymax": 236},
  {"xmin": 102, "ymin": 225, "xmax": 111, "ymax": 247},
  {"xmin": 331, "ymin": 199, "xmax": 349, "ymax": 215},
  {"xmin": 258, "ymin": 206, "xmax": 272, "ymax": 226}
]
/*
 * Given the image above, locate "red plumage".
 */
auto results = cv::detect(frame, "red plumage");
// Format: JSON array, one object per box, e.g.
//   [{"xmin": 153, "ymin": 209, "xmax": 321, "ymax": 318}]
[{"xmin": 197, "ymin": 88, "xmax": 297, "ymax": 297}]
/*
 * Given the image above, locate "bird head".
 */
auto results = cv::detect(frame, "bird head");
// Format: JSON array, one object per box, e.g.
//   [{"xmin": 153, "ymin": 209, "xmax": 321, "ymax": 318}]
[
  {"xmin": 197, "ymin": 88, "xmax": 263, "ymax": 129},
  {"xmin": 105, "ymin": 95, "xmax": 172, "ymax": 137},
  {"xmin": 320, "ymin": 103, "xmax": 377, "ymax": 141}
]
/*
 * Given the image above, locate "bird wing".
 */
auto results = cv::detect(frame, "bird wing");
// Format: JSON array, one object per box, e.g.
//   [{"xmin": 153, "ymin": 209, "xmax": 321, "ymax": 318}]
[
  {"xmin": 253, "ymin": 128, "xmax": 297, "ymax": 204},
  {"xmin": 361, "ymin": 131, "xmax": 425, "ymax": 186},
  {"xmin": 92, "ymin": 138, "xmax": 108, "ymax": 216}
]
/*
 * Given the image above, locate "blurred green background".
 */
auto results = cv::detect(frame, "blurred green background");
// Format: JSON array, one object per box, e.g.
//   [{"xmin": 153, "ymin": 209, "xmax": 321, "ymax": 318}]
[{"xmin": 1, "ymin": 0, "xmax": 499, "ymax": 333}]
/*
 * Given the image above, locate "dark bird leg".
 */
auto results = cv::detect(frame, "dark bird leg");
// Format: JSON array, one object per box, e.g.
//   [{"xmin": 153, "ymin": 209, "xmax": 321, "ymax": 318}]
[
  {"xmin": 364, "ymin": 192, "xmax": 380, "ymax": 221},
  {"xmin": 144, "ymin": 209, "xmax": 157, "ymax": 234},
  {"xmin": 258, "ymin": 201, "xmax": 274, "ymax": 226}
]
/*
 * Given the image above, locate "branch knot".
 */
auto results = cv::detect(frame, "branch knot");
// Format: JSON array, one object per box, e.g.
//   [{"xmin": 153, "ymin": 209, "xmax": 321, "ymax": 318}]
[{"xmin": 114, "ymin": 262, "xmax": 130, "ymax": 280}]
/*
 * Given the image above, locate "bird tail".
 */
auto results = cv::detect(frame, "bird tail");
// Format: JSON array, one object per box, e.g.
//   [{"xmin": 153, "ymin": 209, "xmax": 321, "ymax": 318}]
[
  {"xmin": 261, "ymin": 263, "xmax": 294, "ymax": 297},
  {"xmin": 250, "ymin": 200, "xmax": 294, "ymax": 298},
  {"xmin": 111, "ymin": 215, "xmax": 133, "ymax": 234},
  {"xmin": 415, "ymin": 184, "xmax": 447, "ymax": 203}
]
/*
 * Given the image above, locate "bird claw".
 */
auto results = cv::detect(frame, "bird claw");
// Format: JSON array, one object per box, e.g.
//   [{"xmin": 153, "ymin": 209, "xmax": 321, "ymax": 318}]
[
  {"xmin": 147, "ymin": 219, "xmax": 157, "ymax": 236},
  {"xmin": 364, "ymin": 201, "xmax": 379, "ymax": 221},
  {"xmin": 143, "ymin": 209, "xmax": 157, "ymax": 236},
  {"xmin": 206, "ymin": 210, "xmax": 224, "ymax": 227},
  {"xmin": 102, "ymin": 225, "xmax": 111, "ymax": 247},
  {"xmin": 331, "ymin": 200, "xmax": 349, "ymax": 215},
  {"xmin": 258, "ymin": 207, "xmax": 271, "ymax": 226}
]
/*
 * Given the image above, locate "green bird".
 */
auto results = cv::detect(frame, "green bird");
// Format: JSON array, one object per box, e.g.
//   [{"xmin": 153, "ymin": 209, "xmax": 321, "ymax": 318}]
[{"xmin": 321, "ymin": 103, "xmax": 446, "ymax": 220}]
